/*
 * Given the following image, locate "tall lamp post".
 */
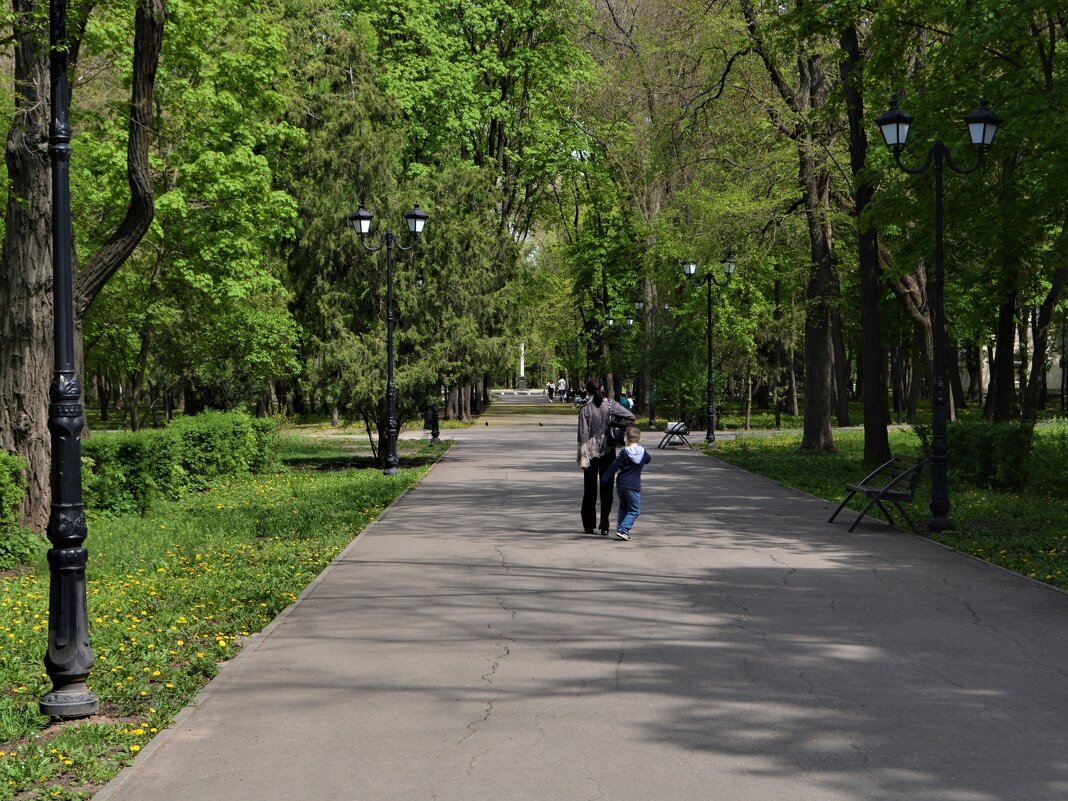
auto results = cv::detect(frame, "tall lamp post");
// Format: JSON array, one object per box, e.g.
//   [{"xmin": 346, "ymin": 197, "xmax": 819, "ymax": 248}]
[
  {"xmin": 348, "ymin": 203, "xmax": 428, "ymax": 475},
  {"xmin": 40, "ymin": 0, "xmax": 99, "ymax": 720},
  {"xmin": 876, "ymin": 98, "xmax": 1001, "ymax": 531},
  {"xmin": 605, "ymin": 312, "xmax": 634, "ymax": 400},
  {"xmin": 684, "ymin": 254, "xmax": 735, "ymax": 443}
]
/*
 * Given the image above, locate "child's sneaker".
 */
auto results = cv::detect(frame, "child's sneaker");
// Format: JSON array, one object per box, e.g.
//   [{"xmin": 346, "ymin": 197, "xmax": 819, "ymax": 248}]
[{"xmin": 615, "ymin": 530, "xmax": 630, "ymax": 541}]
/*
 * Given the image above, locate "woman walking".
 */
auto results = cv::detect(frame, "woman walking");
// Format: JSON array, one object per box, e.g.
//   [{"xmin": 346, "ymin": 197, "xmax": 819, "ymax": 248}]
[{"xmin": 577, "ymin": 379, "xmax": 634, "ymax": 535}]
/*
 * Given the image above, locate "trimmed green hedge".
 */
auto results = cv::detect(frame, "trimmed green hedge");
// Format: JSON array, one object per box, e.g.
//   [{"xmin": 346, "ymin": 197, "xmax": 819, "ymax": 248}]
[{"xmin": 83, "ymin": 412, "xmax": 280, "ymax": 514}]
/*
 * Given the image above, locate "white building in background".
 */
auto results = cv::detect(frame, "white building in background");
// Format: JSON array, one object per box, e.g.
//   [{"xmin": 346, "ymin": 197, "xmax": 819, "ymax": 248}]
[{"xmin": 967, "ymin": 323, "xmax": 1067, "ymax": 404}]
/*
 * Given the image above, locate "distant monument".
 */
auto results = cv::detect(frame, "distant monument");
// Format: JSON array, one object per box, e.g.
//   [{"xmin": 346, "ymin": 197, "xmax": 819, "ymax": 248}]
[{"xmin": 519, "ymin": 342, "xmax": 526, "ymax": 390}]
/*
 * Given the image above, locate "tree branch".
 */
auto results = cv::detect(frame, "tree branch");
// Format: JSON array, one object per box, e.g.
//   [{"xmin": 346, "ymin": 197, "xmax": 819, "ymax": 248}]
[{"xmin": 74, "ymin": 0, "xmax": 166, "ymax": 320}]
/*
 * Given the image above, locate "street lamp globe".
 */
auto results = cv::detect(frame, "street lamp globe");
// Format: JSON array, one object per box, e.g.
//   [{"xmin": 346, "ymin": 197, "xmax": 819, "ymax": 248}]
[
  {"xmin": 683, "ymin": 259, "xmax": 698, "ymax": 277},
  {"xmin": 876, "ymin": 98, "xmax": 913, "ymax": 152},
  {"xmin": 965, "ymin": 101, "xmax": 1001, "ymax": 149},
  {"xmin": 349, "ymin": 205, "xmax": 373, "ymax": 237},
  {"xmin": 721, "ymin": 251, "xmax": 736, "ymax": 277},
  {"xmin": 405, "ymin": 204, "xmax": 428, "ymax": 236}
]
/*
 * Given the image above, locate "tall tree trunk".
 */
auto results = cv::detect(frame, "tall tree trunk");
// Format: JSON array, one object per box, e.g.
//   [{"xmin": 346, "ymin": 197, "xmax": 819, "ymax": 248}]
[
  {"xmin": 1022, "ymin": 265, "xmax": 1068, "ymax": 420},
  {"xmin": 447, "ymin": 385, "xmax": 459, "ymax": 420},
  {"xmin": 831, "ymin": 308, "xmax": 850, "ymax": 426},
  {"xmin": 986, "ymin": 292, "xmax": 1018, "ymax": 421},
  {"xmin": 840, "ymin": 22, "xmax": 889, "ymax": 463},
  {"xmin": 1017, "ymin": 311, "xmax": 1029, "ymax": 397},
  {"xmin": 890, "ymin": 341, "xmax": 904, "ymax": 424},
  {"xmin": 947, "ymin": 336, "xmax": 966, "ymax": 414},
  {"xmin": 772, "ymin": 271, "xmax": 785, "ymax": 428},
  {"xmin": 741, "ymin": 1, "xmax": 835, "ymax": 444},
  {"xmin": 97, "ymin": 373, "xmax": 110, "ymax": 421},
  {"xmin": 744, "ymin": 373, "xmax": 752, "ymax": 431},
  {"xmin": 799, "ymin": 148, "xmax": 837, "ymax": 452},
  {"xmin": 907, "ymin": 323, "xmax": 932, "ymax": 423},
  {"xmin": 0, "ymin": 2, "xmax": 54, "ymax": 532},
  {"xmin": 788, "ymin": 309, "xmax": 799, "ymax": 417},
  {"xmin": 886, "ymin": 255, "xmax": 934, "ymax": 424}
]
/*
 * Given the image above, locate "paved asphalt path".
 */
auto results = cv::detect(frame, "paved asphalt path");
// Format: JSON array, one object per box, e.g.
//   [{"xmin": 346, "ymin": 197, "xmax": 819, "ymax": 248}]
[{"xmin": 95, "ymin": 395, "xmax": 1068, "ymax": 801}]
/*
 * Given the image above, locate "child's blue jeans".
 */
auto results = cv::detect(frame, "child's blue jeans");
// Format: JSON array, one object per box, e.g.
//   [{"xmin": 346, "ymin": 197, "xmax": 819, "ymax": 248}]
[{"xmin": 617, "ymin": 488, "xmax": 641, "ymax": 534}]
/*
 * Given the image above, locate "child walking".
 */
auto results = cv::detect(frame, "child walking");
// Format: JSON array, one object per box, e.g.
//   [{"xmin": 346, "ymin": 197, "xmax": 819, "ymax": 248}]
[{"xmin": 600, "ymin": 426, "xmax": 651, "ymax": 541}]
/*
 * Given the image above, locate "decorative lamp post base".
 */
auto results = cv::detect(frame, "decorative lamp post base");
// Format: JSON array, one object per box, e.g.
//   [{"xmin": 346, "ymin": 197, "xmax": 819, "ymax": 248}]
[
  {"xmin": 384, "ymin": 467, "xmax": 399, "ymax": 476},
  {"xmin": 927, "ymin": 516, "xmax": 954, "ymax": 532},
  {"xmin": 40, "ymin": 685, "xmax": 98, "ymax": 719}
]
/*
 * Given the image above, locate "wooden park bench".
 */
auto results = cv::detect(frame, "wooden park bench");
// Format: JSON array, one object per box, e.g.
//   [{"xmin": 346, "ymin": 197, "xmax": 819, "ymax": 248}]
[
  {"xmin": 658, "ymin": 419, "xmax": 693, "ymax": 450},
  {"xmin": 827, "ymin": 455, "xmax": 928, "ymax": 532}
]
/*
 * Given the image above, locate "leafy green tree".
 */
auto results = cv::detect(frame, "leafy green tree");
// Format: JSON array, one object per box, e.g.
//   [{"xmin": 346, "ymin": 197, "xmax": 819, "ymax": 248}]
[
  {"xmin": 81, "ymin": 0, "xmax": 301, "ymax": 429},
  {"xmin": 0, "ymin": 0, "xmax": 164, "ymax": 530}
]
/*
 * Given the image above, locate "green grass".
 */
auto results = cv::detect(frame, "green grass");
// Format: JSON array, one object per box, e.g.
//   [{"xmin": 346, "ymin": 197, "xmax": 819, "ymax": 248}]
[
  {"xmin": 708, "ymin": 425, "xmax": 1068, "ymax": 591},
  {"xmin": 0, "ymin": 437, "xmax": 449, "ymax": 800}
]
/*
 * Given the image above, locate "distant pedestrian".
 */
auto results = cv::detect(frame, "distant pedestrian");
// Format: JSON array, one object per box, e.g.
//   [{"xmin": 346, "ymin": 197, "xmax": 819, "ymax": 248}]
[
  {"xmin": 557, "ymin": 377, "xmax": 567, "ymax": 402},
  {"xmin": 601, "ymin": 426, "xmax": 650, "ymax": 541},
  {"xmin": 547, "ymin": 381, "xmax": 555, "ymax": 401},
  {"xmin": 577, "ymin": 379, "xmax": 634, "ymax": 535},
  {"xmin": 619, "ymin": 391, "xmax": 632, "ymax": 410}
]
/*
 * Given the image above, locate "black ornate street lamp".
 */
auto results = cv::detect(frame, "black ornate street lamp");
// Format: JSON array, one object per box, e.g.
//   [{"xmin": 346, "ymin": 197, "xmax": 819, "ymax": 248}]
[
  {"xmin": 876, "ymin": 97, "xmax": 1001, "ymax": 531},
  {"xmin": 684, "ymin": 254, "xmax": 735, "ymax": 443},
  {"xmin": 348, "ymin": 203, "xmax": 428, "ymax": 475},
  {"xmin": 605, "ymin": 312, "xmax": 633, "ymax": 400},
  {"xmin": 41, "ymin": 0, "xmax": 99, "ymax": 720}
]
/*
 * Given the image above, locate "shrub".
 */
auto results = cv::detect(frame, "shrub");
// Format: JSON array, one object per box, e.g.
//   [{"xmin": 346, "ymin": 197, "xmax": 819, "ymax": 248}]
[
  {"xmin": 0, "ymin": 451, "xmax": 44, "ymax": 570},
  {"xmin": 168, "ymin": 412, "xmax": 274, "ymax": 490},
  {"xmin": 83, "ymin": 429, "xmax": 185, "ymax": 514},
  {"xmin": 1028, "ymin": 420, "xmax": 1068, "ymax": 497},
  {"xmin": 0, "ymin": 450, "xmax": 26, "ymax": 533},
  {"xmin": 248, "ymin": 416, "xmax": 282, "ymax": 473},
  {"xmin": 83, "ymin": 412, "xmax": 280, "ymax": 514},
  {"xmin": 947, "ymin": 420, "xmax": 1034, "ymax": 491}
]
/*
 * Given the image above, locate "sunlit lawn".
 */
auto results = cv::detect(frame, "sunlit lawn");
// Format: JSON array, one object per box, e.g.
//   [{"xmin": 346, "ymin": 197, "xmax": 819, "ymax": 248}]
[
  {"xmin": 708, "ymin": 426, "xmax": 1068, "ymax": 591},
  {"xmin": 0, "ymin": 436, "xmax": 448, "ymax": 800}
]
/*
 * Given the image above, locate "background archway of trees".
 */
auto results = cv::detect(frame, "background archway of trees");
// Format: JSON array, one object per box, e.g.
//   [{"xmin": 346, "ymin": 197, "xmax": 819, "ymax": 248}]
[{"xmin": 2, "ymin": 0, "xmax": 1067, "ymax": 530}]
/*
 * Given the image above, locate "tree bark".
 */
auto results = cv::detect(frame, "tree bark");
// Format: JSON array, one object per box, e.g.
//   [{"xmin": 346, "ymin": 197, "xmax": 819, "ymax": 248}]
[
  {"xmin": 986, "ymin": 291, "xmax": 1018, "ymax": 422},
  {"xmin": 799, "ymin": 142, "xmax": 838, "ymax": 452},
  {"xmin": 741, "ymin": 0, "xmax": 837, "ymax": 451},
  {"xmin": 907, "ymin": 324, "xmax": 931, "ymax": 422},
  {"xmin": 73, "ymin": 0, "xmax": 165, "ymax": 319},
  {"xmin": 947, "ymin": 335, "xmax": 965, "ymax": 414},
  {"xmin": 0, "ymin": 0, "xmax": 165, "ymax": 531},
  {"xmin": 831, "ymin": 308, "xmax": 850, "ymax": 426},
  {"xmin": 0, "ymin": 0, "xmax": 53, "ymax": 531},
  {"xmin": 840, "ymin": 22, "xmax": 889, "ymax": 464}
]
